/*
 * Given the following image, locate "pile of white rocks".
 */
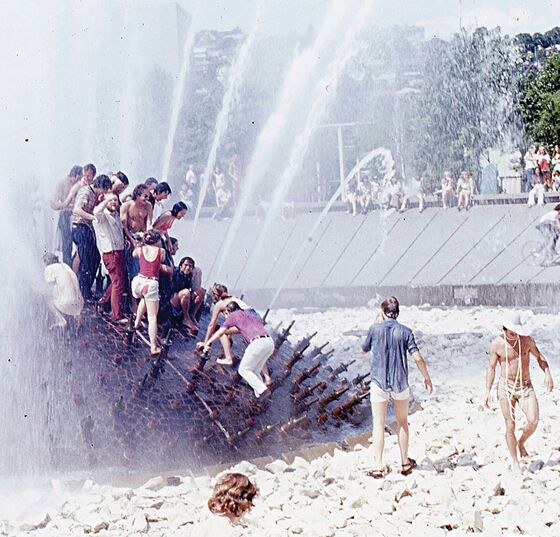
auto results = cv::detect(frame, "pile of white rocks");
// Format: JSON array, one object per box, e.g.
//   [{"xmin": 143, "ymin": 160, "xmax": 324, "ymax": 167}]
[{"xmin": 4, "ymin": 306, "xmax": 560, "ymax": 536}]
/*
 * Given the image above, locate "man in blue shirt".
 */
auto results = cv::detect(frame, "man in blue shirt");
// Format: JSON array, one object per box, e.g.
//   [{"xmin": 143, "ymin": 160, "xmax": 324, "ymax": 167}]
[{"xmin": 362, "ymin": 296, "xmax": 433, "ymax": 478}]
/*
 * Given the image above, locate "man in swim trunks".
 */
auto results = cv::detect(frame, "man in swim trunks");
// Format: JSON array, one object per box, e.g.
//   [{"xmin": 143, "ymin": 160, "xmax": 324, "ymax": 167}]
[{"xmin": 485, "ymin": 311, "xmax": 554, "ymax": 472}]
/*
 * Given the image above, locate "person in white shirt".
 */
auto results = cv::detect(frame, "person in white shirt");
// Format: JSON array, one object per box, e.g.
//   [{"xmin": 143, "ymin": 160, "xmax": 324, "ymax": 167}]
[
  {"xmin": 93, "ymin": 193, "xmax": 126, "ymax": 322},
  {"xmin": 523, "ymin": 145, "xmax": 537, "ymax": 193},
  {"xmin": 536, "ymin": 204, "xmax": 560, "ymax": 264},
  {"xmin": 152, "ymin": 182, "xmax": 172, "ymax": 222},
  {"xmin": 43, "ymin": 253, "xmax": 83, "ymax": 329}
]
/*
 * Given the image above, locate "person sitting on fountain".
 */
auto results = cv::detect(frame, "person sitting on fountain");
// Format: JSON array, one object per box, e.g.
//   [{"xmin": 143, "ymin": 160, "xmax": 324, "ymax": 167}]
[
  {"xmin": 131, "ymin": 229, "xmax": 166, "ymax": 356},
  {"xmin": 153, "ymin": 201, "xmax": 188, "ymax": 255},
  {"xmin": 43, "ymin": 252, "xmax": 84, "ymax": 330},
  {"xmin": 203, "ymin": 301, "xmax": 273, "ymax": 401},
  {"xmin": 485, "ymin": 311, "xmax": 554, "ymax": 472},
  {"xmin": 456, "ymin": 170, "xmax": 475, "ymax": 211},
  {"xmin": 166, "ymin": 256, "xmax": 200, "ymax": 335},
  {"xmin": 188, "ymin": 473, "xmax": 258, "ymax": 535},
  {"xmin": 152, "ymin": 181, "xmax": 172, "ymax": 221}
]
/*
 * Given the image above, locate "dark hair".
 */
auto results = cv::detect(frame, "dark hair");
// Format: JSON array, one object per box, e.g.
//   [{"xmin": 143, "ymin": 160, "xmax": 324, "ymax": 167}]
[
  {"xmin": 142, "ymin": 229, "xmax": 161, "ymax": 245},
  {"xmin": 155, "ymin": 182, "xmax": 171, "ymax": 195},
  {"xmin": 171, "ymin": 201, "xmax": 188, "ymax": 217},
  {"xmin": 144, "ymin": 177, "xmax": 158, "ymax": 187},
  {"xmin": 381, "ymin": 296, "xmax": 399, "ymax": 319},
  {"xmin": 83, "ymin": 163, "xmax": 96, "ymax": 176},
  {"xmin": 208, "ymin": 473, "xmax": 258, "ymax": 520},
  {"xmin": 93, "ymin": 175, "xmax": 112, "ymax": 191},
  {"xmin": 226, "ymin": 301, "xmax": 241, "ymax": 314},
  {"xmin": 555, "ymin": 203, "xmax": 560, "ymax": 212},
  {"xmin": 132, "ymin": 184, "xmax": 148, "ymax": 200},
  {"xmin": 114, "ymin": 171, "xmax": 129, "ymax": 185},
  {"xmin": 43, "ymin": 252, "xmax": 59, "ymax": 266},
  {"xmin": 179, "ymin": 256, "xmax": 195, "ymax": 268},
  {"xmin": 69, "ymin": 165, "xmax": 83, "ymax": 178},
  {"xmin": 170, "ymin": 237, "xmax": 178, "ymax": 246}
]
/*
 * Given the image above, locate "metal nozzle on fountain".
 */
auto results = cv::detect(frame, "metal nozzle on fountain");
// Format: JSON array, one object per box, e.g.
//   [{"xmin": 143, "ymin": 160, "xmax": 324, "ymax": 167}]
[
  {"xmin": 274, "ymin": 320, "xmax": 295, "ymax": 351},
  {"xmin": 284, "ymin": 331, "xmax": 318, "ymax": 374},
  {"xmin": 326, "ymin": 359, "xmax": 356, "ymax": 382}
]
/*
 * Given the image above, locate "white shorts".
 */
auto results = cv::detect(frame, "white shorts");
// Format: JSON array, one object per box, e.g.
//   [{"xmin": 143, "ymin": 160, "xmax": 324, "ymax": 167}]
[
  {"xmin": 131, "ymin": 275, "xmax": 159, "ymax": 302},
  {"xmin": 369, "ymin": 382, "xmax": 409, "ymax": 404}
]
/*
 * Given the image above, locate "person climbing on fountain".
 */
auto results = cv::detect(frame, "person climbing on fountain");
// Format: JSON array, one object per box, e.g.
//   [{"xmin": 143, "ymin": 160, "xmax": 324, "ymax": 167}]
[
  {"xmin": 153, "ymin": 201, "xmax": 188, "ymax": 256},
  {"xmin": 196, "ymin": 283, "xmax": 268, "ymax": 376},
  {"xmin": 50, "ymin": 164, "xmax": 83, "ymax": 266},
  {"xmin": 43, "ymin": 252, "xmax": 84, "ymax": 330},
  {"xmin": 202, "ymin": 301, "xmax": 273, "ymax": 401},
  {"xmin": 131, "ymin": 229, "xmax": 166, "ymax": 356},
  {"xmin": 362, "ymin": 296, "xmax": 433, "ymax": 479},
  {"xmin": 166, "ymin": 256, "xmax": 200, "ymax": 335},
  {"xmin": 485, "ymin": 311, "xmax": 554, "ymax": 472},
  {"xmin": 120, "ymin": 184, "xmax": 153, "ymax": 284},
  {"xmin": 71, "ymin": 174, "xmax": 112, "ymax": 300}
]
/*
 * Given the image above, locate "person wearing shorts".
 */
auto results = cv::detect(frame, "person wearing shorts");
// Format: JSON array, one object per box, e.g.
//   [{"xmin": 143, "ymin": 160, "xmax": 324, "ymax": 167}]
[
  {"xmin": 131, "ymin": 229, "xmax": 166, "ymax": 355},
  {"xmin": 361, "ymin": 296, "xmax": 433, "ymax": 478}
]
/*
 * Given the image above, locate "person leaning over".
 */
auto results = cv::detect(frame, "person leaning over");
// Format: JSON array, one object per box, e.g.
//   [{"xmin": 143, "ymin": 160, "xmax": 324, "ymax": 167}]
[{"xmin": 362, "ymin": 296, "xmax": 433, "ymax": 478}]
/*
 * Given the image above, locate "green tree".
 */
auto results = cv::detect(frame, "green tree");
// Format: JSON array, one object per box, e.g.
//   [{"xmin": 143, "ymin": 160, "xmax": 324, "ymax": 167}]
[{"xmin": 521, "ymin": 53, "xmax": 560, "ymax": 147}]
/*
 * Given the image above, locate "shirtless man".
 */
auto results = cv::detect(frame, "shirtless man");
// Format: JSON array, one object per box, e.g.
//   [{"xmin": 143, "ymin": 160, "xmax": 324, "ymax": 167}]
[
  {"xmin": 485, "ymin": 311, "xmax": 554, "ymax": 472},
  {"xmin": 51, "ymin": 165, "xmax": 83, "ymax": 265},
  {"xmin": 120, "ymin": 184, "xmax": 153, "ymax": 281}
]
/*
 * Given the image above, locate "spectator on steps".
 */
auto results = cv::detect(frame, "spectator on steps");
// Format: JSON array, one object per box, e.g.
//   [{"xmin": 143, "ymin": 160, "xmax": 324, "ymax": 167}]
[{"xmin": 528, "ymin": 167, "xmax": 545, "ymax": 208}]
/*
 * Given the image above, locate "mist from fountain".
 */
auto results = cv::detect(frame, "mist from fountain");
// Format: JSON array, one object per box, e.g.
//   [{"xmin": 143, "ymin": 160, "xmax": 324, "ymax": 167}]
[
  {"xmin": 161, "ymin": 11, "xmax": 196, "ymax": 182},
  {"xmin": 210, "ymin": 0, "xmax": 355, "ymax": 282},
  {"xmin": 0, "ymin": 1, "xmax": 192, "ymax": 480},
  {"xmin": 192, "ymin": 2, "xmax": 262, "ymax": 234},
  {"xmin": 238, "ymin": 0, "xmax": 376, "ymax": 293},
  {"xmin": 268, "ymin": 147, "xmax": 394, "ymax": 308}
]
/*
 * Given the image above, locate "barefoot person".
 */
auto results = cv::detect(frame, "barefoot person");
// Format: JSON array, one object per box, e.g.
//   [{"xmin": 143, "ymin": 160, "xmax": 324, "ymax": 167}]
[
  {"xmin": 485, "ymin": 311, "xmax": 554, "ymax": 471},
  {"xmin": 202, "ymin": 301, "xmax": 273, "ymax": 400},
  {"xmin": 362, "ymin": 296, "xmax": 433, "ymax": 478},
  {"xmin": 131, "ymin": 229, "xmax": 166, "ymax": 356}
]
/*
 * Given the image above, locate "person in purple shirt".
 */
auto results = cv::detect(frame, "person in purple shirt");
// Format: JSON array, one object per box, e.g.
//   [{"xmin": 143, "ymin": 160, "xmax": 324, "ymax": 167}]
[
  {"xmin": 203, "ymin": 301, "xmax": 273, "ymax": 400},
  {"xmin": 361, "ymin": 296, "xmax": 433, "ymax": 479}
]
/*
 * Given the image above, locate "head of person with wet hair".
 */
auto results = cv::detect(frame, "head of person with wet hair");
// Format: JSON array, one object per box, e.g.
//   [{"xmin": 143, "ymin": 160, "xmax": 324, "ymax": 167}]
[
  {"xmin": 69, "ymin": 165, "xmax": 83, "ymax": 181},
  {"xmin": 144, "ymin": 177, "xmax": 158, "ymax": 192},
  {"xmin": 111, "ymin": 171, "xmax": 129, "ymax": 196},
  {"xmin": 211, "ymin": 283, "xmax": 229, "ymax": 303},
  {"xmin": 171, "ymin": 201, "xmax": 188, "ymax": 219},
  {"xmin": 132, "ymin": 184, "xmax": 150, "ymax": 202},
  {"xmin": 154, "ymin": 181, "xmax": 171, "ymax": 201},
  {"xmin": 225, "ymin": 300, "xmax": 241, "ymax": 314},
  {"xmin": 381, "ymin": 295, "xmax": 399, "ymax": 319},
  {"xmin": 83, "ymin": 163, "xmax": 96, "ymax": 184},
  {"xmin": 42, "ymin": 252, "xmax": 59, "ymax": 266},
  {"xmin": 92, "ymin": 175, "xmax": 112, "ymax": 196},
  {"xmin": 208, "ymin": 473, "xmax": 259, "ymax": 521},
  {"xmin": 141, "ymin": 228, "xmax": 162, "ymax": 246}
]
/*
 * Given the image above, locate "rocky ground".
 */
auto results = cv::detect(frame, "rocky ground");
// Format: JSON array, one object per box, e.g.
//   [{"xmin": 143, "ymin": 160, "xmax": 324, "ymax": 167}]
[{"xmin": 2, "ymin": 305, "xmax": 560, "ymax": 536}]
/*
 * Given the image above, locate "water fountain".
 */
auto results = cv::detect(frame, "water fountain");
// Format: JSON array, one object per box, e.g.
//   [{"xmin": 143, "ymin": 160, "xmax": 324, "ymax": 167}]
[
  {"xmin": 192, "ymin": 2, "xmax": 262, "ymax": 232},
  {"xmin": 211, "ymin": 0, "xmax": 360, "ymax": 281}
]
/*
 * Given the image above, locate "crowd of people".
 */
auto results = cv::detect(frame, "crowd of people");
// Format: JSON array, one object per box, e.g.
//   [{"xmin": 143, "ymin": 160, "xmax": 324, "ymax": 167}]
[
  {"xmin": 345, "ymin": 169, "xmax": 478, "ymax": 216},
  {"xmin": 180, "ymin": 155, "xmax": 242, "ymax": 220},
  {"xmin": 524, "ymin": 144, "xmax": 560, "ymax": 207},
  {"xmin": 45, "ymin": 163, "xmax": 274, "ymax": 400}
]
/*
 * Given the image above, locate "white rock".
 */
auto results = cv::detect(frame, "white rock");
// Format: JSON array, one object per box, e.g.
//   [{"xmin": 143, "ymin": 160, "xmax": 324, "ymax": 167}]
[
  {"xmin": 141, "ymin": 476, "xmax": 165, "ymax": 491},
  {"xmin": 131, "ymin": 513, "xmax": 149, "ymax": 533}
]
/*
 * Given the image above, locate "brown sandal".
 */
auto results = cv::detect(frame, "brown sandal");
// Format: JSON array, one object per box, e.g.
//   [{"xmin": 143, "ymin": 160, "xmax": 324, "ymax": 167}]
[
  {"xmin": 401, "ymin": 458, "xmax": 416, "ymax": 476},
  {"xmin": 366, "ymin": 469, "xmax": 385, "ymax": 479}
]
